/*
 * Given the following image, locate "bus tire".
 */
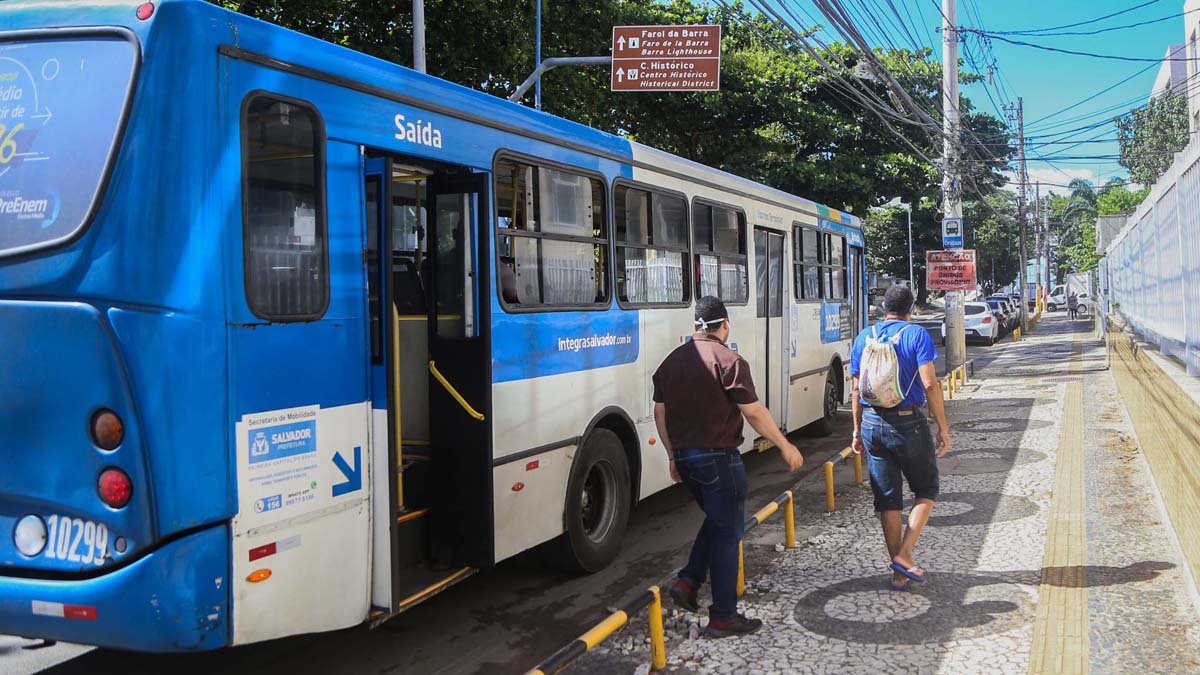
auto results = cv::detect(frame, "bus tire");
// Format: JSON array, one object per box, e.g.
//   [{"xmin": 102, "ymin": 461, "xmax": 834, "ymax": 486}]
[
  {"xmin": 803, "ymin": 367, "xmax": 839, "ymax": 437},
  {"xmin": 552, "ymin": 429, "xmax": 631, "ymax": 573}
]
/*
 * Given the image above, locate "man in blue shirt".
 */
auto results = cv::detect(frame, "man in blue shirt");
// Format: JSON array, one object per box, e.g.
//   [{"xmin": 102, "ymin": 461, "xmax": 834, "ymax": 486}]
[{"xmin": 849, "ymin": 286, "xmax": 951, "ymax": 590}]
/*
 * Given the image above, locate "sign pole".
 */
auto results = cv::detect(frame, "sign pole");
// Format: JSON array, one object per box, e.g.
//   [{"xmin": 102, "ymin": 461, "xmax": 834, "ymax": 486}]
[{"xmin": 942, "ymin": 0, "xmax": 966, "ymax": 372}]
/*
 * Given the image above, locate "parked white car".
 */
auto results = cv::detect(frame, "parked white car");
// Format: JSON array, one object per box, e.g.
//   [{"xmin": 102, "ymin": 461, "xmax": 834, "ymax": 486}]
[{"xmin": 941, "ymin": 301, "xmax": 1001, "ymax": 346}]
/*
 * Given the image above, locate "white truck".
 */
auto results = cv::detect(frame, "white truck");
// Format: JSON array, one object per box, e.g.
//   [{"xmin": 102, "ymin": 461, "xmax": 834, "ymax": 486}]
[{"xmin": 1048, "ymin": 273, "xmax": 1091, "ymax": 313}]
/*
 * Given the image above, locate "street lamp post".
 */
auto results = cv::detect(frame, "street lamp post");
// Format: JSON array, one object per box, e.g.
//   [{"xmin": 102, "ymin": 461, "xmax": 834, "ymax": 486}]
[{"xmin": 905, "ymin": 203, "xmax": 914, "ymax": 289}]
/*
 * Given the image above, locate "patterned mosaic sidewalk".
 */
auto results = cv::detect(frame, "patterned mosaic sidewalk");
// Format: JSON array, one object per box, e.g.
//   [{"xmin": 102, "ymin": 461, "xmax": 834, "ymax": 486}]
[{"xmin": 580, "ymin": 315, "xmax": 1200, "ymax": 674}]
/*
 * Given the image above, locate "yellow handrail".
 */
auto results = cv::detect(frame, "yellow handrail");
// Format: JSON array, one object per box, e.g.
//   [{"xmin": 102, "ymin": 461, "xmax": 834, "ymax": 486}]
[{"xmin": 429, "ymin": 360, "xmax": 485, "ymax": 422}]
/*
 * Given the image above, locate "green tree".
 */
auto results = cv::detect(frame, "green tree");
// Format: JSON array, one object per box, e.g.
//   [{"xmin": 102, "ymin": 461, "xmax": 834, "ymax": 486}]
[
  {"xmin": 1056, "ymin": 178, "xmax": 1147, "ymax": 274},
  {"xmin": 1116, "ymin": 91, "xmax": 1190, "ymax": 186}
]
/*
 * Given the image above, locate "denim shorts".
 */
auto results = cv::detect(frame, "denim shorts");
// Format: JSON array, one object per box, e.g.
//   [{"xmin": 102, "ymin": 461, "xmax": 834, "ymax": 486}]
[{"xmin": 862, "ymin": 408, "xmax": 939, "ymax": 512}]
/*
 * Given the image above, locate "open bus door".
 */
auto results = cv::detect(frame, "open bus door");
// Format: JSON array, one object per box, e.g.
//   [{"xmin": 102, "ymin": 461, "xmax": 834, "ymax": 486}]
[{"xmin": 425, "ymin": 172, "xmax": 494, "ymax": 569}]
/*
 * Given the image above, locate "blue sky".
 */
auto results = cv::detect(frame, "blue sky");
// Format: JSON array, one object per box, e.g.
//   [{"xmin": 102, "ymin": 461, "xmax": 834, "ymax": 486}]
[{"xmin": 779, "ymin": 0, "xmax": 1188, "ymax": 194}]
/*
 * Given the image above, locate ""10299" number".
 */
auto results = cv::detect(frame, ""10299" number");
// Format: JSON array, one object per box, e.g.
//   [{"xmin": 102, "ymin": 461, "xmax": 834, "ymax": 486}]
[{"xmin": 44, "ymin": 515, "xmax": 109, "ymax": 566}]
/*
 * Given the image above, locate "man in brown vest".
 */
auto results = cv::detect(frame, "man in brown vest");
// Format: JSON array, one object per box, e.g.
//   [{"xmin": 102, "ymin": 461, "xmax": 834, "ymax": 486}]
[{"xmin": 653, "ymin": 296, "xmax": 804, "ymax": 637}]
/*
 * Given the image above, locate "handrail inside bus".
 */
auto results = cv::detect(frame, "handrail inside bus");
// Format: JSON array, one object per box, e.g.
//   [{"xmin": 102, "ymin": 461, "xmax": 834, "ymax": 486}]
[{"xmin": 429, "ymin": 360, "xmax": 486, "ymax": 421}]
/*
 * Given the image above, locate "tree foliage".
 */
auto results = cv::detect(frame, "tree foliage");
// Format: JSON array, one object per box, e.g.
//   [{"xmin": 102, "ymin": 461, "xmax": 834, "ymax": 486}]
[
  {"xmin": 1054, "ymin": 178, "xmax": 1147, "ymax": 275},
  {"xmin": 1116, "ymin": 91, "xmax": 1190, "ymax": 186}
]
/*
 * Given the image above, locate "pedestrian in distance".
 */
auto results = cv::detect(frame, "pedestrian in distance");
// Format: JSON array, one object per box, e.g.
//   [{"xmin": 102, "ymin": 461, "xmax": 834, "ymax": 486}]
[
  {"xmin": 653, "ymin": 296, "xmax": 805, "ymax": 637},
  {"xmin": 1067, "ymin": 292, "xmax": 1079, "ymax": 320},
  {"xmin": 850, "ymin": 286, "xmax": 951, "ymax": 591}
]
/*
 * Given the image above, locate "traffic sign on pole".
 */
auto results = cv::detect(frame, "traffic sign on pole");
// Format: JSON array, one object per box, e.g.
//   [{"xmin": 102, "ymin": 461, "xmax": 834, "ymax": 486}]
[
  {"xmin": 611, "ymin": 25, "xmax": 721, "ymax": 92},
  {"xmin": 942, "ymin": 217, "xmax": 964, "ymax": 249}
]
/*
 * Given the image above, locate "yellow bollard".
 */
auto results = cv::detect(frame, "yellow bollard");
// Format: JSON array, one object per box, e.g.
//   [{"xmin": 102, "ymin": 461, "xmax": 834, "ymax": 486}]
[
  {"xmin": 853, "ymin": 451, "xmax": 864, "ymax": 484},
  {"xmin": 736, "ymin": 541, "xmax": 745, "ymax": 596},
  {"xmin": 647, "ymin": 586, "xmax": 667, "ymax": 671},
  {"xmin": 784, "ymin": 491, "xmax": 797, "ymax": 549},
  {"xmin": 824, "ymin": 461, "xmax": 836, "ymax": 513}
]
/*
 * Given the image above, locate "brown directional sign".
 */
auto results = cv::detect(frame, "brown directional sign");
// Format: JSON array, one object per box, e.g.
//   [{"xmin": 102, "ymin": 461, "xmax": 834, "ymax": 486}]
[{"xmin": 611, "ymin": 25, "xmax": 721, "ymax": 92}]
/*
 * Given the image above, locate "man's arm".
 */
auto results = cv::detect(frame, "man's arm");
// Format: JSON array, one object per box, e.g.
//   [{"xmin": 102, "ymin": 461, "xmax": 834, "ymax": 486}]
[
  {"xmin": 851, "ymin": 376, "xmax": 865, "ymax": 455},
  {"xmin": 918, "ymin": 362, "xmax": 951, "ymax": 457},
  {"xmin": 653, "ymin": 402, "xmax": 680, "ymax": 483},
  {"xmin": 737, "ymin": 401, "xmax": 804, "ymax": 471}
]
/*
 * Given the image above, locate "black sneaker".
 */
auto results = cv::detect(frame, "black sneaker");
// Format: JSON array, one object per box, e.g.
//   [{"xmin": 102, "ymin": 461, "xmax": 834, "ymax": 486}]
[
  {"xmin": 669, "ymin": 580, "xmax": 700, "ymax": 613},
  {"xmin": 704, "ymin": 613, "xmax": 763, "ymax": 638}
]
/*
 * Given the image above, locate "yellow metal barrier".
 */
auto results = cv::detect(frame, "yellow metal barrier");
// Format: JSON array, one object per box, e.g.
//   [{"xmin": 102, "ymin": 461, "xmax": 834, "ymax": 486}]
[
  {"xmin": 428, "ymin": 360, "xmax": 485, "ymax": 421},
  {"xmin": 820, "ymin": 446, "xmax": 859, "ymax": 509},
  {"xmin": 526, "ymin": 586, "xmax": 666, "ymax": 675}
]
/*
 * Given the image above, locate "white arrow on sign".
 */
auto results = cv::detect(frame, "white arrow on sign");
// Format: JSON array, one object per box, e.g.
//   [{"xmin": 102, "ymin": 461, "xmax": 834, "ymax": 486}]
[
  {"xmin": 31, "ymin": 107, "xmax": 52, "ymax": 124},
  {"xmin": 618, "ymin": 36, "xmax": 626, "ymax": 50},
  {"xmin": 617, "ymin": 69, "xmax": 624, "ymax": 83}
]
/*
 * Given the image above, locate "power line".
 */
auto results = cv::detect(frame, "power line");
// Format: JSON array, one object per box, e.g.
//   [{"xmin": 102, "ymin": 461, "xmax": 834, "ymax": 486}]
[
  {"xmin": 974, "ymin": 33, "xmax": 1200, "ymax": 63},
  {"xmin": 980, "ymin": 0, "xmax": 1165, "ymax": 36}
]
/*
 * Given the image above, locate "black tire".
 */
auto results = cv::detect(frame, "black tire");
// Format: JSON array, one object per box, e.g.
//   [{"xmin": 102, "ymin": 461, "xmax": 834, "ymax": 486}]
[
  {"xmin": 803, "ymin": 367, "xmax": 839, "ymax": 437},
  {"xmin": 550, "ymin": 429, "xmax": 631, "ymax": 573},
  {"xmin": 987, "ymin": 334, "xmax": 996, "ymax": 346}
]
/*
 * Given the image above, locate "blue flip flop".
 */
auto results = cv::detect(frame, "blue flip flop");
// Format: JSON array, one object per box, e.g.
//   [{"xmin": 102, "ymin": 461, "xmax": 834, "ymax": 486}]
[{"xmin": 890, "ymin": 562, "xmax": 926, "ymax": 582}]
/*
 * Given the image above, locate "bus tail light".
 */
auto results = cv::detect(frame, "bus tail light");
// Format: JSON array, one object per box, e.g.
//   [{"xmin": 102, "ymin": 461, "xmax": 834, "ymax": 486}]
[
  {"xmin": 91, "ymin": 409, "xmax": 124, "ymax": 450},
  {"xmin": 98, "ymin": 468, "xmax": 132, "ymax": 509},
  {"xmin": 136, "ymin": 2, "xmax": 155, "ymax": 20}
]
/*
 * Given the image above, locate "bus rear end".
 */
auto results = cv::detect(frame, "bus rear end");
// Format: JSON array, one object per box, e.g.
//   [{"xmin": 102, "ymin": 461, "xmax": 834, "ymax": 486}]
[{"xmin": 0, "ymin": 2, "xmax": 232, "ymax": 651}]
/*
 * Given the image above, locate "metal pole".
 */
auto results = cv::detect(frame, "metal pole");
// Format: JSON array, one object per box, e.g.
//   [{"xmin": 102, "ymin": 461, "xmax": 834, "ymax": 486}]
[
  {"xmin": 1035, "ymin": 181, "xmax": 1042, "ymax": 312},
  {"xmin": 535, "ymin": 0, "xmax": 543, "ymax": 110},
  {"xmin": 942, "ymin": 0, "xmax": 966, "ymax": 370},
  {"xmin": 1043, "ymin": 196, "xmax": 1051, "ymax": 306},
  {"xmin": 907, "ymin": 204, "xmax": 914, "ymax": 288},
  {"xmin": 413, "ymin": 0, "xmax": 426, "ymax": 73},
  {"xmin": 1016, "ymin": 98, "xmax": 1029, "ymax": 332},
  {"xmin": 508, "ymin": 56, "xmax": 611, "ymax": 103}
]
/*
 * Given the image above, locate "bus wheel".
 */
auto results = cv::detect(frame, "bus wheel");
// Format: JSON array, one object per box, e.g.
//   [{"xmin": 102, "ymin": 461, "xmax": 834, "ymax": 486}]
[
  {"xmin": 553, "ymin": 429, "xmax": 631, "ymax": 573},
  {"xmin": 803, "ymin": 368, "xmax": 839, "ymax": 437}
]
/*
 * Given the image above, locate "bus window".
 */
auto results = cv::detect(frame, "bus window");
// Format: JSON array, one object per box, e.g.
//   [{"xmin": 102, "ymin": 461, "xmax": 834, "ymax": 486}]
[
  {"xmin": 494, "ymin": 158, "xmax": 608, "ymax": 309},
  {"xmin": 693, "ymin": 202, "xmax": 747, "ymax": 303},
  {"xmin": 242, "ymin": 95, "xmax": 328, "ymax": 320},
  {"xmin": 794, "ymin": 225, "xmax": 821, "ymax": 300},
  {"xmin": 0, "ymin": 35, "xmax": 136, "ymax": 258},
  {"xmin": 824, "ymin": 233, "xmax": 847, "ymax": 300},
  {"xmin": 615, "ymin": 185, "xmax": 689, "ymax": 306}
]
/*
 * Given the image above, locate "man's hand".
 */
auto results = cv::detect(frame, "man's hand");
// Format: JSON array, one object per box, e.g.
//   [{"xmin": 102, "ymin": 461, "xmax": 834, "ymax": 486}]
[
  {"xmin": 780, "ymin": 441, "xmax": 804, "ymax": 471},
  {"xmin": 852, "ymin": 435, "xmax": 865, "ymax": 455},
  {"xmin": 669, "ymin": 459, "xmax": 682, "ymax": 483},
  {"xmin": 936, "ymin": 427, "xmax": 951, "ymax": 458}
]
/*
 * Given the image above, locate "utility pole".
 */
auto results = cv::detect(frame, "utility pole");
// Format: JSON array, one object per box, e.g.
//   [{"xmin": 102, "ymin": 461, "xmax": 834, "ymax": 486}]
[
  {"xmin": 413, "ymin": 0, "xmax": 426, "ymax": 73},
  {"xmin": 942, "ymin": 0, "xmax": 966, "ymax": 371},
  {"xmin": 1043, "ymin": 198, "xmax": 1052, "ymax": 303},
  {"xmin": 1013, "ymin": 98, "xmax": 1029, "ymax": 332},
  {"xmin": 1035, "ymin": 181, "xmax": 1042, "ymax": 311}
]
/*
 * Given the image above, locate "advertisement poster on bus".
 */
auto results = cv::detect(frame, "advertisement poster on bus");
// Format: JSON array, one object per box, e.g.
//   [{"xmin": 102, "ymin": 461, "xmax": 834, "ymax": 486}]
[{"xmin": 926, "ymin": 249, "xmax": 977, "ymax": 291}]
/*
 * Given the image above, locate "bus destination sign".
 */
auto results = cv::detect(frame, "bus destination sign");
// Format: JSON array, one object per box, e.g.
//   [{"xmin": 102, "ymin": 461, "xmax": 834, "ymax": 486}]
[
  {"xmin": 926, "ymin": 249, "xmax": 977, "ymax": 291},
  {"xmin": 611, "ymin": 25, "xmax": 721, "ymax": 92}
]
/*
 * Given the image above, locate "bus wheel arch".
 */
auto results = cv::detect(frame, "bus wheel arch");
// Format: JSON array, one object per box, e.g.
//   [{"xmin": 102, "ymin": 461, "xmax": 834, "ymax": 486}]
[
  {"xmin": 803, "ymin": 359, "xmax": 842, "ymax": 437},
  {"xmin": 584, "ymin": 407, "xmax": 642, "ymax": 507}
]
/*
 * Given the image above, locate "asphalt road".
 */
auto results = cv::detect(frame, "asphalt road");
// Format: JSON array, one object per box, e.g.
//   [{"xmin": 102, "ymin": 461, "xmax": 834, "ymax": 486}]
[{"xmin": 4, "ymin": 420, "xmax": 861, "ymax": 675}]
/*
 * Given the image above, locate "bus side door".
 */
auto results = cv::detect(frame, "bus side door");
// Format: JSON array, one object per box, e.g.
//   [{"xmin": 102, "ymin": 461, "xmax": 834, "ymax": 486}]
[{"xmin": 223, "ymin": 60, "xmax": 372, "ymax": 644}]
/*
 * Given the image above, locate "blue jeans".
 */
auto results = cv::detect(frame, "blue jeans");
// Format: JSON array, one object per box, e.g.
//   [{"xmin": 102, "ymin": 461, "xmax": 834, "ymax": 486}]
[
  {"xmin": 674, "ymin": 448, "xmax": 747, "ymax": 621},
  {"xmin": 863, "ymin": 408, "xmax": 939, "ymax": 512}
]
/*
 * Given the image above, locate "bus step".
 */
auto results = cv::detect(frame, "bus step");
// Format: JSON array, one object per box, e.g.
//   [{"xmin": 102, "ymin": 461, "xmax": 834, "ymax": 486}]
[
  {"xmin": 395, "ymin": 565, "xmax": 475, "ymax": 613},
  {"xmin": 395, "ymin": 508, "xmax": 429, "ymax": 567}
]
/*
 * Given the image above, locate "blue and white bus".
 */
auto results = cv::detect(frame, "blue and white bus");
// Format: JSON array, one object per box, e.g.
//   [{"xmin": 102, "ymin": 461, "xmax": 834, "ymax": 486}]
[{"xmin": 0, "ymin": 0, "xmax": 866, "ymax": 652}]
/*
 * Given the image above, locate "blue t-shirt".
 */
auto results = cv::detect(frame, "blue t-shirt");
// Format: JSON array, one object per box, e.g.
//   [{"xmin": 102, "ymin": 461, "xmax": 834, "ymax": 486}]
[{"xmin": 849, "ymin": 320, "xmax": 937, "ymax": 408}]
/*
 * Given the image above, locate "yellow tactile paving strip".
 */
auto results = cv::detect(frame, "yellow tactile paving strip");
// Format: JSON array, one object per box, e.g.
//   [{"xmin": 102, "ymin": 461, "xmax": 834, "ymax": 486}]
[{"xmin": 1029, "ymin": 336, "xmax": 1088, "ymax": 675}]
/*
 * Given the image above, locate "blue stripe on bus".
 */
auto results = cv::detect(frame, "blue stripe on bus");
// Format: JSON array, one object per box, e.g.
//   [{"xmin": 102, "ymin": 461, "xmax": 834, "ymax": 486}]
[{"xmin": 492, "ymin": 306, "xmax": 640, "ymax": 383}]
